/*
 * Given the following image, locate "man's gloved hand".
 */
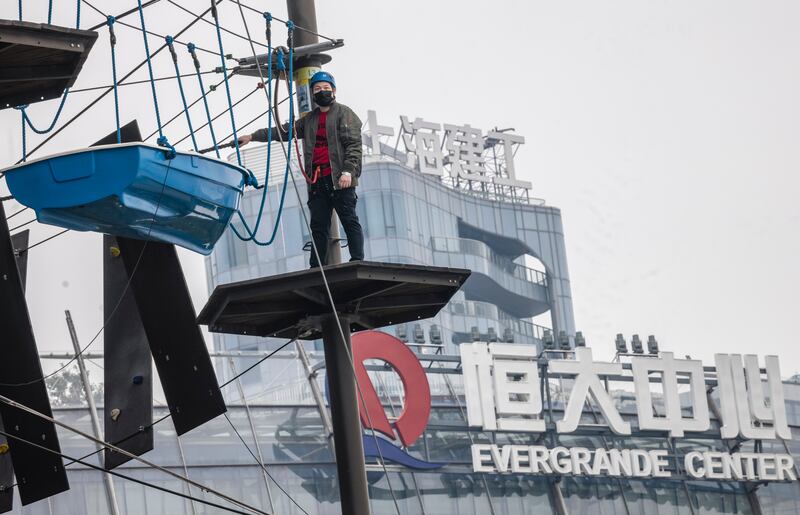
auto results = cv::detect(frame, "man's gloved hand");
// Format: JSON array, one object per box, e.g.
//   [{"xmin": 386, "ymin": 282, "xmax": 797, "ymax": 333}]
[
  {"xmin": 338, "ymin": 173, "xmax": 352, "ymax": 189},
  {"xmin": 238, "ymin": 134, "xmax": 253, "ymax": 147}
]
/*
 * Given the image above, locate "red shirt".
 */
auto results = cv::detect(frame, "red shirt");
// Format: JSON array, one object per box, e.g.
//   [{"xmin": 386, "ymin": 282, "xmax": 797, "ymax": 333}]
[{"xmin": 312, "ymin": 111, "xmax": 331, "ymax": 176}]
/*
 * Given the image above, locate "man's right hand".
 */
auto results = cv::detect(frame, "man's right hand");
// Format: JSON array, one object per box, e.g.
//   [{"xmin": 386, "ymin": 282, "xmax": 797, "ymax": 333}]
[{"xmin": 238, "ymin": 134, "xmax": 253, "ymax": 146}]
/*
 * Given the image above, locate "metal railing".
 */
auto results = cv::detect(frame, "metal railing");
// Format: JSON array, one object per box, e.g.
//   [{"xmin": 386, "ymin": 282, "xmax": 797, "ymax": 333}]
[
  {"xmin": 430, "ymin": 236, "xmax": 547, "ymax": 286},
  {"xmin": 449, "ymin": 299, "xmax": 550, "ymax": 342}
]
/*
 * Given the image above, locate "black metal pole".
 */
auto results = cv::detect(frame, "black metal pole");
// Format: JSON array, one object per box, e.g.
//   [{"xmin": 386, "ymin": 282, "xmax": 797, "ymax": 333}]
[
  {"xmin": 286, "ymin": 0, "xmax": 322, "ymax": 60},
  {"xmin": 284, "ymin": 4, "xmax": 368, "ymax": 509},
  {"xmin": 286, "ymin": 0, "xmax": 342, "ymax": 264},
  {"xmin": 320, "ymin": 314, "xmax": 371, "ymax": 515}
]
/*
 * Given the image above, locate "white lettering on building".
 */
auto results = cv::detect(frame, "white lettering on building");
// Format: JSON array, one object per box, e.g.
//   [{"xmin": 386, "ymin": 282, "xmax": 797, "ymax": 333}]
[
  {"xmin": 630, "ymin": 352, "xmax": 710, "ymax": 437},
  {"xmin": 472, "ymin": 445, "xmax": 796, "ymax": 482},
  {"xmin": 715, "ymin": 354, "xmax": 791, "ymax": 440},
  {"xmin": 459, "ymin": 345, "xmax": 795, "ymax": 481},
  {"xmin": 549, "ymin": 347, "xmax": 631, "ymax": 435},
  {"xmin": 399, "ymin": 116, "xmax": 445, "ymax": 176},
  {"xmin": 364, "ymin": 110, "xmax": 532, "ymax": 190},
  {"xmin": 461, "ymin": 342, "xmax": 545, "ymax": 432}
]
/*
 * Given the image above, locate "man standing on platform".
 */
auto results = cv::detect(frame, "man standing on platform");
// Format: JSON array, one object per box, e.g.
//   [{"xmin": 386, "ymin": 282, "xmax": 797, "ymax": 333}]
[{"xmin": 238, "ymin": 71, "xmax": 365, "ymax": 267}]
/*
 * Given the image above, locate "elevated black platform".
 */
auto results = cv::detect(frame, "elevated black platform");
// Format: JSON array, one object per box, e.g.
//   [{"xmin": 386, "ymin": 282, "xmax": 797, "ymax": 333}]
[
  {"xmin": 198, "ymin": 261, "xmax": 471, "ymax": 340},
  {"xmin": 0, "ymin": 20, "xmax": 97, "ymax": 109},
  {"xmin": 200, "ymin": 260, "xmax": 469, "ymax": 515}
]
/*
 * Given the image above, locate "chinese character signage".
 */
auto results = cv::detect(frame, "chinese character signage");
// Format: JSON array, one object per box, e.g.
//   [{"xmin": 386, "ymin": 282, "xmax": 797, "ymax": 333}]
[
  {"xmin": 461, "ymin": 343, "xmax": 545, "ymax": 432},
  {"xmin": 715, "ymin": 354, "xmax": 791, "ymax": 440},
  {"xmin": 459, "ymin": 343, "xmax": 795, "ymax": 482},
  {"xmin": 363, "ymin": 110, "xmax": 532, "ymax": 191}
]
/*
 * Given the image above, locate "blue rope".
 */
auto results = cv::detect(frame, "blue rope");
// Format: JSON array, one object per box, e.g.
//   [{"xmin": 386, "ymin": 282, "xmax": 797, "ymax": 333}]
[
  {"xmin": 166, "ymin": 36, "xmax": 198, "ymax": 152},
  {"xmin": 188, "ymin": 43, "xmax": 220, "ymax": 158},
  {"xmin": 228, "ymin": 13, "xmax": 276, "ymax": 242},
  {"xmin": 14, "ymin": 0, "xmax": 84, "ymax": 136},
  {"xmin": 14, "ymin": 107, "xmax": 28, "ymax": 162},
  {"xmin": 229, "ymin": 23, "xmax": 294, "ymax": 246},
  {"xmin": 21, "ymin": 112, "xmax": 26, "ymax": 162},
  {"xmin": 157, "ymin": 137, "xmax": 177, "ymax": 159},
  {"xmin": 76, "ymin": 0, "xmax": 81, "ymax": 28},
  {"xmin": 13, "ymin": 0, "xmax": 80, "ymax": 129},
  {"xmin": 18, "ymin": 89, "xmax": 69, "ymax": 134},
  {"xmin": 137, "ymin": 0, "xmax": 174, "ymax": 159},
  {"xmin": 11, "ymin": 0, "xmax": 81, "ymax": 130},
  {"xmin": 108, "ymin": 16, "xmax": 121, "ymax": 143},
  {"xmin": 210, "ymin": 1, "xmax": 242, "ymax": 166}
]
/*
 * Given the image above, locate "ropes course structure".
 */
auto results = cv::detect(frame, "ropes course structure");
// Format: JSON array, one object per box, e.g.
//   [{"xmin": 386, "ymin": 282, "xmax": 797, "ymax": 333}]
[
  {"xmin": 0, "ymin": 1, "xmax": 451, "ymax": 514},
  {"xmin": 0, "ymin": 0, "xmax": 319, "ymax": 359},
  {"xmin": 221, "ymin": 5, "xmax": 412, "ymax": 513}
]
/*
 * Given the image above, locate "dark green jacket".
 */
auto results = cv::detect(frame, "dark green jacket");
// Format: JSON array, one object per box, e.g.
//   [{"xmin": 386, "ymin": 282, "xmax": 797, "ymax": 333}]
[{"xmin": 251, "ymin": 102, "xmax": 363, "ymax": 190}]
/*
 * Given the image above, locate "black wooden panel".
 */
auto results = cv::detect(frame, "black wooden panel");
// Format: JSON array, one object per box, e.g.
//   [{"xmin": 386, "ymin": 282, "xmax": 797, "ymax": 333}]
[
  {"xmin": 116, "ymin": 237, "xmax": 226, "ymax": 435},
  {"xmin": 93, "ymin": 120, "xmax": 155, "ymax": 469},
  {"xmin": 103, "ymin": 235, "xmax": 154, "ymax": 470},
  {"xmin": 9, "ymin": 230, "xmax": 29, "ymax": 292},
  {"xmin": 0, "ymin": 419, "xmax": 13, "ymax": 514},
  {"xmin": 0, "ymin": 230, "xmax": 30, "ymax": 513},
  {"xmin": 0, "ymin": 203, "xmax": 69, "ymax": 505},
  {"xmin": 92, "ymin": 120, "xmax": 142, "ymax": 147}
]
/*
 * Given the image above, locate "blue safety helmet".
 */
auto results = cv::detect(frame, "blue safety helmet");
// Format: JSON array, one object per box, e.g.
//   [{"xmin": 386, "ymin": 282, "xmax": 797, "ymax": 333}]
[{"xmin": 309, "ymin": 71, "xmax": 336, "ymax": 90}]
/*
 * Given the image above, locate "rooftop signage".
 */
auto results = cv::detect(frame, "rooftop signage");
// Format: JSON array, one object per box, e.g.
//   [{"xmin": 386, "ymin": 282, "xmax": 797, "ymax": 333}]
[{"xmin": 362, "ymin": 110, "xmax": 532, "ymax": 194}]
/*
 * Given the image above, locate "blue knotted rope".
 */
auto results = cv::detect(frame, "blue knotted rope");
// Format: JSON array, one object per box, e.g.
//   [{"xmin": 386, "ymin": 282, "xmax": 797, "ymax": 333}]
[
  {"xmin": 228, "ymin": 13, "xmax": 277, "ymax": 242},
  {"xmin": 188, "ymin": 43, "xmax": 221, "ymax": 158},
  {"xmin": 107, "ymin": 16, "xmax": 121, "ymax": 143},
  {"xmin": 157, "ymin": 136, "xmax": 177, "ymax": 160},
  {"xmin": 137, "ymin": 0, "xmax": 174, "ymax": 158},
  {"xmin": 14, "ymin": 0, "xmax": 82, "ymax": 137},
  {"xmin": 166, "ymin": 35, "xmax": 198, "ymax": 152},
  {"xmin": 210, "ymin": 0, "xmax": 242, "ymax": 167},
  {"xmin": 19, "ymin": 90, "xmax": 69, "ymax": 134},
  {"xmin": 14, "ymin": 0, "xmax": 83, "ymax": 135},
  {"xmin": 229, "ymin": 22, "xmax": 294, "ymax": 246},
  {"xmin": 14, "ymin": 106, "xmax": 27, "ymax": 162}
]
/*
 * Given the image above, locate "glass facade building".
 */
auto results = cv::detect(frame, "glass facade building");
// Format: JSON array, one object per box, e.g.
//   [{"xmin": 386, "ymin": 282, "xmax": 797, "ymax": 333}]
[
  {"xmin": 6, "ymin": 366, "xmax": 800, "ymax": 514},
  {"xmin": 5, "ymin": 143, "xmax": 800, "ymax": 514}
]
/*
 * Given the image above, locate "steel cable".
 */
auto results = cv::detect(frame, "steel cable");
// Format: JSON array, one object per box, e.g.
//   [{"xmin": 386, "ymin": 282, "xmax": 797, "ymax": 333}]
[
  {"xmin": 232, "ymin": 3, "xmax": 405, "ymax": 512},
  {"xmin": 0, "ymin": 421, "xmax": 260, "ymax": 515}
]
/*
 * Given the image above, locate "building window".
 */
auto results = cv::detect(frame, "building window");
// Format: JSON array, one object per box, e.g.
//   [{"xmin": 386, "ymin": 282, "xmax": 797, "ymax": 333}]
[
  {"xmin": 383, "ymin": 192, "xmax": 396, "ymax": 236},
  {"xmin": 365, "ymin": 195, "xmax": 385, "ymax": 238},
  {"xmin": 225, "ymin": 231, "xmax": 249, "ymax": 268}
]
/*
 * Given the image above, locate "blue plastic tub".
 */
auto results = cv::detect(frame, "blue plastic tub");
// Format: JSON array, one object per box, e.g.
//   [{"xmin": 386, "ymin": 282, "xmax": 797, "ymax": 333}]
[{"xmin": 2, "ymin": 143, "xmax": 250, "ymax": 255}]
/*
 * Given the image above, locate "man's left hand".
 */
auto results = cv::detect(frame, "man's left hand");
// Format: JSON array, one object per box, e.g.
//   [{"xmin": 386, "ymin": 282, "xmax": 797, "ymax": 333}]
[{"xmin": 338, "ymin": 173, "xmax": 352, "ymax": 189}]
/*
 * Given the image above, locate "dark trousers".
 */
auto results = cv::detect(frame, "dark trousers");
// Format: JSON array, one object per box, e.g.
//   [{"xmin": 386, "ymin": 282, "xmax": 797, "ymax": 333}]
[{"xmin": 307, "ymin": 175, "xmax": 365, "ymax": 267}]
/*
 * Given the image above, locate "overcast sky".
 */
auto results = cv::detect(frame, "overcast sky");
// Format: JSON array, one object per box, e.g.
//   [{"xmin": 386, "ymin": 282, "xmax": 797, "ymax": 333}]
[{"xmin": 1, "ymin": 0, "xmax": 799, "ymax": 376}]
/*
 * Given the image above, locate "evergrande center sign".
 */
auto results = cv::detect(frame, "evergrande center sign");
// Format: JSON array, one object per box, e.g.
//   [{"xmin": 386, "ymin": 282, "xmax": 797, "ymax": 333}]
[
  {"xmin": 472, "ymin": 446, "xmax": 796, "ymax": 482},
  {"xmin": 459, "ymin": 344, "xmax": 796, "ymax": 482}
]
